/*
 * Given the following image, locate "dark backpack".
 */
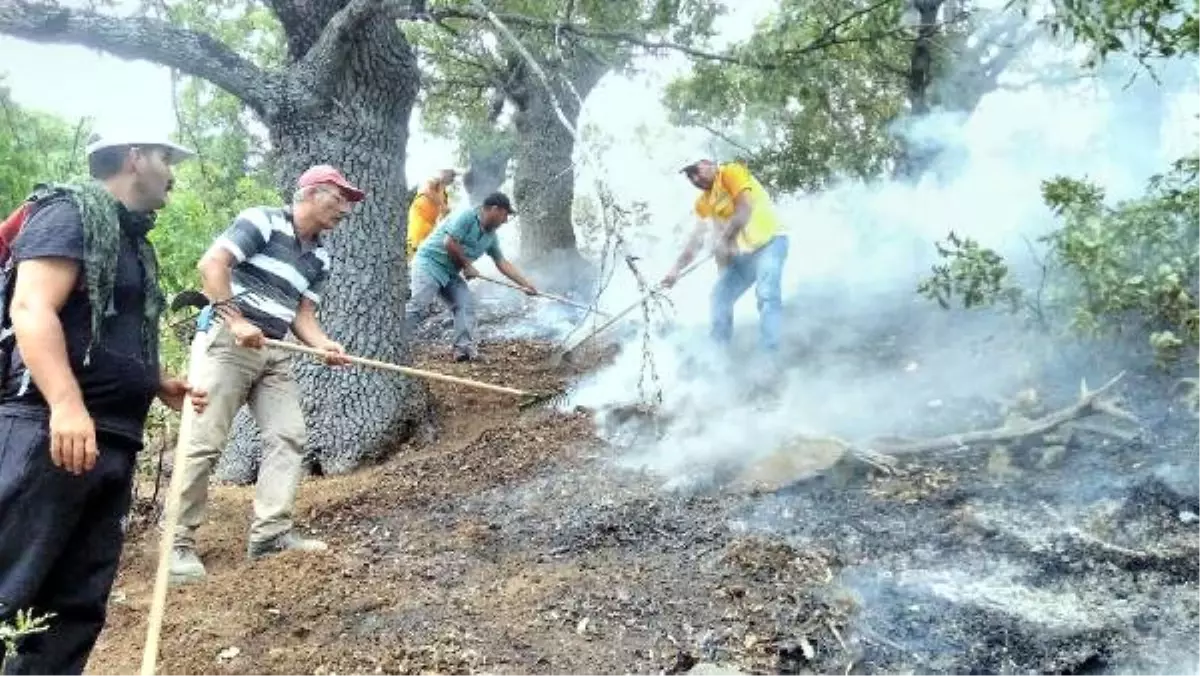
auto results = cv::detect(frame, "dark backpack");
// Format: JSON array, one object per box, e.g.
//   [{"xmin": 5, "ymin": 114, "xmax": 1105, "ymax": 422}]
[{"xmin": 0, "ymin": 183, "xmax": 75, "ymax": 394}]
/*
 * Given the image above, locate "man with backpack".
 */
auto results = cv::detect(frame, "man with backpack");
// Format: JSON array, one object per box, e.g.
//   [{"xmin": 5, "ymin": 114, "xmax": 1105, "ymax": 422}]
[{"xmin": 0, "ymin": 132, "xmax": 205, "ymax": 674}]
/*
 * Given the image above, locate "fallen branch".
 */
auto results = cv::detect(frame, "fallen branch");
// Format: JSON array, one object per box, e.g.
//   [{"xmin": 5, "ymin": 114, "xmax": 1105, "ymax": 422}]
[
  {"xmin": 728, "ymin": 372, "xmax": 1142, "ymax": 491},
  {"xmin": 858, "ymin": 371, "xmax": 1134, "ymax": 457}
]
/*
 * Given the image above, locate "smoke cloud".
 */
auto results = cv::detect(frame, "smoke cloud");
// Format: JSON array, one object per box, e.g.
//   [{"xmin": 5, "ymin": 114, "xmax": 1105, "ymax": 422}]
[{"xmin": 544, "ymin": 22, "xmax": 1199, "ymax": 485}]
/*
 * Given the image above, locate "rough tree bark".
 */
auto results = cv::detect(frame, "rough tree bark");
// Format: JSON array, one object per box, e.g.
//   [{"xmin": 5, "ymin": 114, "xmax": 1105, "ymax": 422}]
[
  {"xmin": 0, "ymin": 0, "xmax": 434, "ymax": 482},
  {"xmin": 507, "ymin": 53, "xmax": 607, "ymax": 294},
  {"xmin": 218, "ymin": 9, "xmax": 431, "ymax": 482}
]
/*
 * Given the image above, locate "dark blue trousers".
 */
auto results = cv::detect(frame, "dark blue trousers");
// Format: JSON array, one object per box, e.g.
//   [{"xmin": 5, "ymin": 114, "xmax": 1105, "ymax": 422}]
[{"xmin": 0, "ymin": 414, "xmax": 139, "ymax": 675}]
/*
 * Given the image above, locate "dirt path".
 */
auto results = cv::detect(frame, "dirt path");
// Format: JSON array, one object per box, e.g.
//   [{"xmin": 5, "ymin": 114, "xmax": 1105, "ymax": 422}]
[{"xmin": 85, "ymin": 339, "xmax": 1199, "ymax": 675}]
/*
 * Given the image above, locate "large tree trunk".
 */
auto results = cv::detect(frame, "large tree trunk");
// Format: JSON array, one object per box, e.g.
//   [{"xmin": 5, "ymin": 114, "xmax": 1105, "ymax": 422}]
[
  {"xmin": 509, "ymin": 56, "xmax": 607, "ymax": 294},
  {"xmin": 462, "ymin": 126, "xmax": 515, "ymax": 206},
  {"xmin": 215, "ymin": 19, "xmax": 432, "ymax": 482},
  {"xmin": 893, "ymin": 0, "xmax": 945, "ymax": 181}
]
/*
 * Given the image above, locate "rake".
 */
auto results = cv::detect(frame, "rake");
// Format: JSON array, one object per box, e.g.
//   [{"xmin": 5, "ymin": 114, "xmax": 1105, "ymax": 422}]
[
  {"xmin": 168, "ymin": 290, "xmax": 569, "ymax": 410},
  {"xmin": 475, "ymin": 274, "xmax": 612, "ymax": 318},
  {"xmin": 550, "ymin": 253, "xmax": 712, "ymax": 366}
]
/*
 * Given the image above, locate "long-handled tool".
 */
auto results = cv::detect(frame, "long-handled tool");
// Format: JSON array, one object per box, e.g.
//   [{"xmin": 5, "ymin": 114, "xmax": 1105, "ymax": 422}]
[
  {"xmin": 551, "ymin": 253, "xmax": 712, "ymax": 365},
  {"xmin": 168, "ymin": 290, "xmax": 567, "ymax": 409},
  {"xmin": 475, "ymin": 274, "xmax": 611, "ymax": 318},
  {"xmin": 141, "ymin": 332, "xmax": 205, "ymax": 675}
]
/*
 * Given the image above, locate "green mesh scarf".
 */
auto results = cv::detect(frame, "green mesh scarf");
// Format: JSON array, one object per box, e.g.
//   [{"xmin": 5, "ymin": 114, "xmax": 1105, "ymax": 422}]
[{"xmin": 42, "ymin": 180, "xmax": 165, "ymax": 366}]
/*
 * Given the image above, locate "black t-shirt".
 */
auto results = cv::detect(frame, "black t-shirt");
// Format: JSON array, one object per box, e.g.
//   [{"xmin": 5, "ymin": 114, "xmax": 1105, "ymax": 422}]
[{"xmin": 0, "ymin": 196, "xmax": 161, "ymax": 441}]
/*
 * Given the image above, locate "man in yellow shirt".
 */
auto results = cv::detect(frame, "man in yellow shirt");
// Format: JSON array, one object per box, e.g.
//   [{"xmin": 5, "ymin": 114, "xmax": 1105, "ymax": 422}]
[
  {"xmin": 406, "ymin": 169, "xmax": 457, "ymax": 259},
  {"xmin": 661, "ymin": 159, "xmax": 789, "ymax": 352}
]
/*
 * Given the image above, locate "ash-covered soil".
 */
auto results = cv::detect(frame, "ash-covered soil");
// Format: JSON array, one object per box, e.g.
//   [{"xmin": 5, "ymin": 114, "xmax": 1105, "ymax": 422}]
[{"xmin": 86, "ymin": 302, "xmax": 1198, "ymax": 675}]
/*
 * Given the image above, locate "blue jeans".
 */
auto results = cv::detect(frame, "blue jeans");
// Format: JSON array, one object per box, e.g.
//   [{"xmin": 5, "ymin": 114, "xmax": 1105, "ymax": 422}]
[{"xmin": 710, "ymin": 235, "xmax": 789, "ymax": 352}]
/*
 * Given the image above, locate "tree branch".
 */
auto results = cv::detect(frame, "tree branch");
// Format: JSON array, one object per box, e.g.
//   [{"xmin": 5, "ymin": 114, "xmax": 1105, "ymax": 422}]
[
  {"xmin": 424, "ymin": 2, "xmax": 904, "ymax": 71},
  {"xmin": 0, "ymin": 0, "xmax": 280, "ymax": 116},
  {"xmin": 296, "ymin": 0, "xmax": 455, "ymax": 99}
]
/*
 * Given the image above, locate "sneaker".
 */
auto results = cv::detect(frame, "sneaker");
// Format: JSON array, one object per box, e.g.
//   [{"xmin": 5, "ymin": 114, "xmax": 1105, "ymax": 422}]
[
  {"xmin": 452, "ymin": 348, "xmax": 481, "ymax": 363},
  {"xmin": 168, "ymin": 546, "xmax": 206, "ymax": 584},
  {"xmin": 247, "ymin": 531, "xmax": 328, "ymax": 560}
]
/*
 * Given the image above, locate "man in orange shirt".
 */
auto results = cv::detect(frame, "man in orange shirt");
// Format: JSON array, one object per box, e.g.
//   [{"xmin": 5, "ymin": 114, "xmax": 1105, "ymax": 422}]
[
  {"xmin": 406, "ymin": 169, "xmax": 457, "ymax": 259},
  {"xmin": 661, "ymin": 159, "xmax": 788, "ymax": 353}
]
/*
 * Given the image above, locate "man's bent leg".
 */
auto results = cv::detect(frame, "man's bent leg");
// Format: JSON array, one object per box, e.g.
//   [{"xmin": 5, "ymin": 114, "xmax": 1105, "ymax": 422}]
[
  {"xmin": 442, "ymin": 276, "xmax": 478, "ymax": 359},
  {"xmin": 0, "ymin": 426, "xmax": 138, "ymax": 675},
  {"xmin": 710, "ymin": 259, "xmax": 755, "ymax": 347},
  {"xmin": 245, "ymin": 349, "xmax": 318, "ymax": 556},
  {"xmin": 404, "ymin": 268, "xmax": 447, "ymax": 338},
  {"xmin": 753, "ymin": 235, "xmax": 789, "ymax": 353},
  {"xmin": 173, "ymin": 323, "xmax": 261, "ymax": 553}
]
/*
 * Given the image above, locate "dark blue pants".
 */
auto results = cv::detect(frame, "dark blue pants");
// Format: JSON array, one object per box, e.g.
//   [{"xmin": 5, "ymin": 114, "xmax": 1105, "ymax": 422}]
[{"xmin": 0, "ymin": 414, "xmax": 139, "ymax": 675}]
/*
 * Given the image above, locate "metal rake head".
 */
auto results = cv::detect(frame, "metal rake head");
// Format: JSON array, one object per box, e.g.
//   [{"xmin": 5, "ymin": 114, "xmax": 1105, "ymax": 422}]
[{"xmin": 517, "ymin": 387, "xmax": 574, "ymax": 412}]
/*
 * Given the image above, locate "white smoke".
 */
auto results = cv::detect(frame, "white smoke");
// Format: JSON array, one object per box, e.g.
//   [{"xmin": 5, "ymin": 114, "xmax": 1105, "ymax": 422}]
[{"xmin": 549, "ymin": 20, "xmax": 1199, "ymax": 482}]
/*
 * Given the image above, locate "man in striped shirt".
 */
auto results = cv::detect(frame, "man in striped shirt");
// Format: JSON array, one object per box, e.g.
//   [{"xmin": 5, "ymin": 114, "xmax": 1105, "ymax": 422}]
[{"xmin": 168, "ymin": 164, "xmax": 359, "ymax": 583}]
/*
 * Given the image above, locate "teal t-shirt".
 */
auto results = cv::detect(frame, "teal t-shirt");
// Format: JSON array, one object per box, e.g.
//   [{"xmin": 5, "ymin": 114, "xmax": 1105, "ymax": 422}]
[{"xmin": 413, "ymin": 207, "xmax": 504, "ymax": 285}]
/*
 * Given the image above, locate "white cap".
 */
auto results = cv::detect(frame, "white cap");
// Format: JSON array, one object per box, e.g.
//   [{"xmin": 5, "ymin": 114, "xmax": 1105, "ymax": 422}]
[{"xmin": 85, "ymin": 132, "xmax": 196, "ymax": 165}]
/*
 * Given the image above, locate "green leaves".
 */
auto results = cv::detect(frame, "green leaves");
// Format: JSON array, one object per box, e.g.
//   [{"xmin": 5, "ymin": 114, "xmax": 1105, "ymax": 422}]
[
  {"xmin": 0, "ymin": 79, "xmax": 92, "ymax": 215},
  {"xmin": 918, "ymin": 154, "xmax": 1199, "ymax": 365},
  {"xmin": 917, "ymin": 231, "xmax": 1023, "ymax": 311},
  {"xmin": 663, "ymin": 0, "xmax": 913, "ymax": 192},
  {"xmin": 1031, "ymin": 0, "xmax": 1199, "ymax": 69},
  {"xmin": 411, "ymin": 0, "xmax": 722, "ymax": 148}
]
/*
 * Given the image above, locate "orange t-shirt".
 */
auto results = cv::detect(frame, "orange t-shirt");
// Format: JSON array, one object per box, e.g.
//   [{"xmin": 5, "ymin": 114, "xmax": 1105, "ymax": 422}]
[{"xmin": 407, "ymin": 182, "xmax": 450, "ymax": 258}]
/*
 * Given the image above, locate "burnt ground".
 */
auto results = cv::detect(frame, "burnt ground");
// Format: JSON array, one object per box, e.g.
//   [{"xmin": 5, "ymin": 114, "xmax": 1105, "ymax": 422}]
[{"xmin": 85, "ymin": 295, "xmax": 1198, "ymax": 675}]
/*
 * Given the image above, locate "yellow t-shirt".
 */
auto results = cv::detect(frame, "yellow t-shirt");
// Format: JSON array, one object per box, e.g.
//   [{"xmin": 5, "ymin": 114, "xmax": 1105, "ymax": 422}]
[
  {"xmin": 406, "ymin": 182, "xmax": 451, "ymax": 259},
  {"xmin": 693, "ymin": 162, "xmax": 780, "ymax": 253}
]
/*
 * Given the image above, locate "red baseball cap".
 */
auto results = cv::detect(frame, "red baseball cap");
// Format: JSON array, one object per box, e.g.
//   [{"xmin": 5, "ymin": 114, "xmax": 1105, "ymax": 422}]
[{"xmin": 297, "ymin": 164, "xmax": 365, "ymax": 202}]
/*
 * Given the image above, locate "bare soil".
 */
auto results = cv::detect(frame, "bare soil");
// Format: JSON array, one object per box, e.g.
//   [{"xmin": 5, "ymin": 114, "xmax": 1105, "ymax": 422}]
[{"xmin": 86, "ymin": 336, "xmax": 1199, "ymax": 675}]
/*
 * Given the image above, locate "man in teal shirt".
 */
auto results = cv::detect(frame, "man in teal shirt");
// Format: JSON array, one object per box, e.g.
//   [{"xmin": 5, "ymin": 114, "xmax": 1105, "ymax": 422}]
[{"xmin": 406, "ymin": 191, "xmax": 538, "ymax": 361}]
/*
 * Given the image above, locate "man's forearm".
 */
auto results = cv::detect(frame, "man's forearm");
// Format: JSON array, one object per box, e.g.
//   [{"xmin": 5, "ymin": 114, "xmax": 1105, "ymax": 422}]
[
  {"xmin": 292, "ymin": 313, "xmax": 332, "ymax": 348},
  {"xmin": 200, "ymin": 264, "xmax": 235, "ymax": 303},
  {"xmin": 497, "ymin": 260, "xmax": 534, "ymax": 289},
  {"xmin": 672, "ymin": 234, "xmax": 703, "ymax": 272},
  {"xmin": 11, "ymin": 305, "xmax": 83, "ymax": 409},
  {"xmin": 198, "ymin": 261, "xmax": 246, "ymax": 321},
  {"xmin": 445, "ymin": 237, "xmax": 472, "ymax": 270},
  {"xmin": 720, "ymin": 200, "xmax": 752, "ymax": 243}
]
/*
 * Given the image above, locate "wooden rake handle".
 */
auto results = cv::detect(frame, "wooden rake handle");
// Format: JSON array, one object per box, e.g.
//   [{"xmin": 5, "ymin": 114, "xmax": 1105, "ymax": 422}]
[
  {"xmin": 477, "ymin": 274, "xmax": 611, "ymax": 318},
  {"xmin": 141, "ymin": 335, "xmax": 207, "ymax": 675},
  {"xmin": 262, "ymin": 338, "xmax": 533, "ymax": 398}
]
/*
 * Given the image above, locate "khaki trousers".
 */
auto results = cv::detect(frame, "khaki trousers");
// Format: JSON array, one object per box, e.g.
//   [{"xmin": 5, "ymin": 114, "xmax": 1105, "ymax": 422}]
[{"xmin": 173, "ymin": 320, "xmax": 308, "ymax": 548}]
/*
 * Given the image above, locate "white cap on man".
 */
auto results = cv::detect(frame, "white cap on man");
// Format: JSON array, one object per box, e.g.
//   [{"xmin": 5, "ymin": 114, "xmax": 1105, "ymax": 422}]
[{"xmin": 85, "ymin": 131, "xmax": 196, "ymax": 165}]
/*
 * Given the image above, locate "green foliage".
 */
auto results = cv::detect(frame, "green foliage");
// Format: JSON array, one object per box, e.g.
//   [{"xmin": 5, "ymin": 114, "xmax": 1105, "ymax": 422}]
[
  {"xmin": 1039, "ymin": 155, "xmax": 1199, "ymax": 358},
  {"xmin": 662, "ymin": 0, "xmax": 922, "ymax": 192},
  {"xmin": 0, "ymin": 608, "xmax": 54, "ymax": 672},
  {"xmin": 408, "ymin": 0, "xmax": 722, "ymax": 146},
  {"xmin": 0, "ymin": 79, "xmax": 91, "ymax": 214},
  {"xmin": 1032, "ymin": 0, "xmax": 1199, "ymax": 67},
  {"xmin": 919, "ymin": 155, "xmax": 1200, "ymax": 363},
  {"xmin": 917, "ymin": 231, "xmax": 1023, "ymax": 310}
]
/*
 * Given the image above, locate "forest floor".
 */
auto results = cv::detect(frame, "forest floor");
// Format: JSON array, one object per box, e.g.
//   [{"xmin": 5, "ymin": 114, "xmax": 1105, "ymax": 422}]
[{"xmin": 85, "ymin": 302, "xmax": 1199, "ymax": 675}]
